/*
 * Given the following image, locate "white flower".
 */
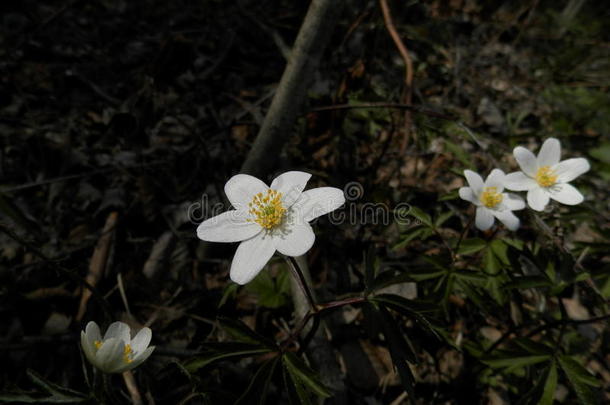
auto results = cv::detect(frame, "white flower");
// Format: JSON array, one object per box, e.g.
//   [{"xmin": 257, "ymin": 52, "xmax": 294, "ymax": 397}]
[
  {"xmin": 459, "ymin": 169, "xmax": 526, "ymax": 231},
  {"xmin": 197, "ymin": 171, "xmax": 345, "ymax": 285},
  {"xmin": 81, "ymin": 321, "xmax": 154, "ymax": 374},
  {"xmin": 504, "ymin": 138, "xmax": 590, "ymax": 211}
]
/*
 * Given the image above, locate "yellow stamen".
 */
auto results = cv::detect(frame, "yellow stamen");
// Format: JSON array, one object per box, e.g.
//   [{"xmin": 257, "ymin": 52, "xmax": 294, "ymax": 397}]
[
  {"xmin": 94, "ymin": 340, "xmax": 103, "ymax": 350},
  {"xmin": 247, "ymin": 189, "xmax": 286, "ymax": 229},
  {"xmin": 123, "ymin": 344, "xmax": 133, "ymax": 364},
  {"xmin": 480, "ymin": 187, "xmax": 503, "ymax": 208},
  {"xmin": 535, "ymin": 166, "xmax": 557, "ymax": 187}
]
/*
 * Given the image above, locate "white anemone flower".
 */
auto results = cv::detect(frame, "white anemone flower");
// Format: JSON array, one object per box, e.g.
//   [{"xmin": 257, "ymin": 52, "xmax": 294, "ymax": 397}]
[
  {"xmin": 197, "ymin": 171, "xmax": 345, "ymax": 285},
  {"xmin": 459, "ymin": 169, "xmax": 525, "ymax": 231},
  {"xmin": 81, "ymin": 321, "xmax": 154, "ymax": 374},
  {"xmin": 504, "ymin": 138, "xmax": 590, "ymax": 211}
]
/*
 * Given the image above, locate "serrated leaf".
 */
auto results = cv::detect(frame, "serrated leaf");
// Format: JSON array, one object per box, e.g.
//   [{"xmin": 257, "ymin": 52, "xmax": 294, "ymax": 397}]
[
  {"xmin": 183, "ymin": 342, "xmax": 272, "ymax": 373},
  {"xmin": 236, "ymin": 356, "xmax": 280, "ymax": 405},
  {"xmin": 245, "ymin": 268, "xmax": 290, "ymax": 308},
  {"xmin": 558, "ymin": 355, "xmax": 600, "ymax": 405},
  {"xmin": 282, "ymin": 352, "xmax": 332, "ymax": 399},
  {"xmin": 457, "ymin": 238, "xmax": 487, "ymax": 255}
]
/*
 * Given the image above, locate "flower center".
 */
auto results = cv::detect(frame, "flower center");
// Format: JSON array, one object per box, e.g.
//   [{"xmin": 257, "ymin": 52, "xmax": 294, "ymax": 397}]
[
  {"xmin": 123, "ymin": 344, "xmax": 134, "ymax": 364},
  {"xmin": 480, "ymin": 187, "xmax": 503, "ymax": 208},
  {"xmin": 94, "ymin": 340, "xmax": 134, "ymax": 363},
  {"xmin": 535, "ymin": 165, "xmax": 557, "ymax": 187},
  {"xmin": 248, "ymin": 189, "xmax": 286, "ymax": 229}
]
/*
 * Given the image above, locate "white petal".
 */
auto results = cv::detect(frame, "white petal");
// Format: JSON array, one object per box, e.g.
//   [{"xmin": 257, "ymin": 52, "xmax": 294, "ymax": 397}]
[
  {"xmin": 95, "ymin": 338, "xmax": 124, "ymax": 373},
  {"xmin": 81, "ymin": 331, "xmax": 96, "ymax": 366},
  {"xmin": 104, "ymin": 322, "xmax": 131, "ymax": 343},
  {"xmin": 548, "ymin": 183, "xmax": 584, "ymax": 205},
  {"xmin": 492, "ymin": 210, "xmax": 520, "ymax": 231},
  {"xmin": 292, "ymin": 187, "xmax": 345, "ymax": 222},
  {"xmin": 230, "ymin": 232, "xmax": 276, "ymax": 285},
  {"xmin": 514, "ymin": 146, "xmax": 538, "ymax": 177},
  {"xmin": 464, "ymin": 170, "xmax": 484, "ymax": 195},
  {"xmin": 276, "ymin": 222, "xmax": 315, "ymax": 256},
  {"xmin": 504, "ymin": 171, "xmax": 537, "ymax": 191},
  {"xmin": 475, "ymin": 207, "xmax": 494, "ymax": 231},
  {"xmin": 459, "ymin": 187, "xmax": 480, "ymax": 205},
  {"xmin": 85, "ymin": 321, "xmax": 102, "ymax": 346},
  {"xmin": 484, "ymin": 169, "xmax": 506, "ymax": 192},
  {"xmin": 130, "ymin": 327, "xmax": 152, "ymax": 354},
  {"xmin": 537, "ymin": 138, "xmax": 561, "ymax": 167},
  {"xmin": 270, "ymin": 171, "xmax": 312, "ymax": 208},
  {"xmin": 554, "ymin": 158, "xmax": 590, "ymax": 183},
  {"xmin": 224, "ymin": 174, "xmax": 269, "ymax": 209},
  {"xmin": 527, "ymin": 188, "xmax": 550, "ymax": 211},
  {"xmin": 123, "ymin": 346, "xmax": 155, "ymax": 372},
  {"xmin": 502, "ymin": 193, "xmax": 526, "ymax": 211},
  {"xmin": 197, "ymin": 210, "xmax": 260, "ymax": 243}
]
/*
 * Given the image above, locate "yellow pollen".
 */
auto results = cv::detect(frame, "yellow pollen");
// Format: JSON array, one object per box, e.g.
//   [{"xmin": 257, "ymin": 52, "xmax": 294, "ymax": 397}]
[
  {"xmin": 123, "ymin": 344, "xmax": 133, "ymax": 364},
  {"xmin": 247, "ymin": 189, "xmax": 285, "ymax": 229},
  {"xmin": 535, "ymin": 166, "xmax": 557, "ymax": 187},
  {"xmin": 94, "ymin": 340, "xmax": 103, "ymax": 350},
  {"xmin": 480, "ymin": 187, "xmax": 503, "ymax": 208}
]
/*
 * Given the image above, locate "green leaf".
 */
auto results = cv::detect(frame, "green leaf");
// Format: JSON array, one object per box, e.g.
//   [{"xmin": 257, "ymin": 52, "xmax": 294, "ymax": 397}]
[
  {"xmin": 393, "ymin": 228, "xmax": 426, "ymax": 251},
  {"xmin": 374, "ymin": 304, "xmax": 417, "ymax": 403},
  {"xmin": 282, "ymin": 352, "xmax": 332, "ymax": 399},
  {"xmin": 245, "ymin": 267, "xmax": 291, "ymax": 308},
  {"xmin": 218, "ymin": 283, "xmax": 239, "ymax": 308},
  {"xmin": 408, "ymin": 206, "xmax": 432, "ymax": 227},
  {"xmin": 183, "ymin": 342, "xmax": 272, "ymax": 373},
  {"xmin": 490, "ymin": 240, "xmax": 509, "ymax": 264},
  {"xmin": 512, "ymin": 338, "xmax": 554, "ymax": 356},
  {"xmin": 558, "ymin": 355, "xmax": 600, "ymax": 404},
  {"xmin": 236, "ymin": 356, "xmax": 280, "ymax": 405},
  {"xmin": 538, "ymin": 363, "xmax": 558, "ymax": 405},
  {"xmin": 364, "ymin": 245, "xmax": 377, "ymax": 292},
  {"xmin": 217, "ymin": 318, "xmax": 276, "ymax": 348},
  {"xmin": 0, "ymin": 370, "xmax": 88, "ymax": 403},
  {"xmin": 457, "ymin": 238, "xmax": 487, "ymax": 255},
  {"xmin": 434, "ymin": 211, "xmax": 454, "ymax": 228},
  {"xmin": 504, "ymin": 275, "xmax": 554, "ymax": 290},
  {"xmin": 483, "ymin": 246, "xmax": 502, "ymax": 274},
  {"xmin": 453, "ymin": 270, "xmax": 487, "ymax": 283},
  {"xmin": 444, "ymin": 140, "xmax": 473, "ymax": 167},
  {"xmin": 371, "ymin": 293, "xmax": 439, "ymax": 339},
  {"xmin": 481, "ymin": 355, "xmax": 551, "ymax": 372}
]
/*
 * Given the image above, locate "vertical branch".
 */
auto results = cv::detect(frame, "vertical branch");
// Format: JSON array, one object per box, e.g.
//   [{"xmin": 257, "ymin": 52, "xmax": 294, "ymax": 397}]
[
  {"xmin": 379, "ymin": 0, "xmax": 414, "ymax": 152},
  {"xmin": 240, "ymin": 0, "xmax": 344, "ymax": 177}
]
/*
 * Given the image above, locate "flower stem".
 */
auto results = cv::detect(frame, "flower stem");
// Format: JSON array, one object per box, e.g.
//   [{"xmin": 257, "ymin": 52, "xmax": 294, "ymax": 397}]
[{"xmin": 285, "ymin": 256, "xmax": 317, "ymax": 312}]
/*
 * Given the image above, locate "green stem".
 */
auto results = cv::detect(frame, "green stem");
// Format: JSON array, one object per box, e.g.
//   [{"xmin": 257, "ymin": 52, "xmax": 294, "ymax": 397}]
[{"xmin": 285, "ymin": 256, "xmax": 317, "ymax": 311}]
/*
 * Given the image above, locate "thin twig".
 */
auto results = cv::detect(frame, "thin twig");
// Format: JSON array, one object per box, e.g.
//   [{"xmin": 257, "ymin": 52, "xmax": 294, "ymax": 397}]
[
  {"xmin": 379, "ymin": 0, "xmax": 414, "ymax": 152},
  {"xmin": 309, "ymin": 102, "xmax": 454, "ymax": 120}
]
